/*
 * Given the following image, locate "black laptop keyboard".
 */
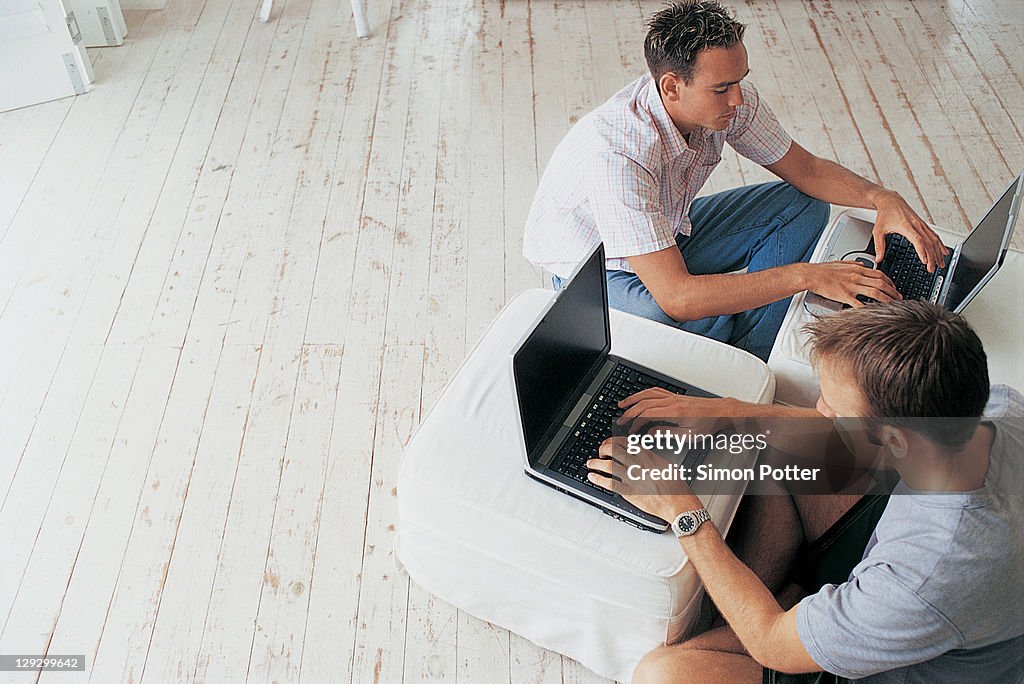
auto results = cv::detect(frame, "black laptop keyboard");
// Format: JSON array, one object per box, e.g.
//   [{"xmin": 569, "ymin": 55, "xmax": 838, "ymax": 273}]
[
  {"xmin": 879, "ymin": 233, "xmax": 937, "ymax": 300},
  {"xmin": 549, "ymin": 364, "xmax": 690, "ymax": 488}
]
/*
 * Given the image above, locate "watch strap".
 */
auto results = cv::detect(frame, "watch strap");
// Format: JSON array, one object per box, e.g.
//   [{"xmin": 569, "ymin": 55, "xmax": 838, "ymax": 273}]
[{"xmin": 671, "ymin": 508, "xmax": 712, "ymax": 537}]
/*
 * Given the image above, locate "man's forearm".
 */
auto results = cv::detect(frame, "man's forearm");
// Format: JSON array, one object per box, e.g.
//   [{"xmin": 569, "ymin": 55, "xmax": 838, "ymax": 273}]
[
  {"xmin": 787, "ymin": 156, "xmax": 891, "ymax": 210},
  {"xmin": 678, "ymin": 523, "xmax": 792, "ymax": 667},
  {"xmin": 719, "ymin": 400, "xmax": 837, "ymax": 459},
  {"xmin": 668, "ymin": 264, "xmax": 811, "ymax": 320}
]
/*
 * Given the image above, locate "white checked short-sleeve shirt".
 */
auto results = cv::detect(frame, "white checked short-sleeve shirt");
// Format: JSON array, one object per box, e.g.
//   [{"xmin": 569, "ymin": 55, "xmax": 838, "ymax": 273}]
[{"xmin": 523, "ymin": 74, "xmax": 793, "ymax": 277}]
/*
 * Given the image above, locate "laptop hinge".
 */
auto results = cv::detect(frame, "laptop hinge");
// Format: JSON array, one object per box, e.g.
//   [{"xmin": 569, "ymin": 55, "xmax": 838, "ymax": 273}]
[{"xmin": 938, "ymin": 244, "xmax": 961, "ymax": 304}]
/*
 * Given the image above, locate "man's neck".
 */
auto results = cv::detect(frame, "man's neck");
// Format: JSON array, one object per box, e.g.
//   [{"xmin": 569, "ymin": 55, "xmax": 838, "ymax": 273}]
[
  {"xmin": 658, "ymin": 92, "xmax": 697, "ymax": 140},
  {"xmin": 895, "ymin": 424, "xmax": 994, "ymax": 492}
]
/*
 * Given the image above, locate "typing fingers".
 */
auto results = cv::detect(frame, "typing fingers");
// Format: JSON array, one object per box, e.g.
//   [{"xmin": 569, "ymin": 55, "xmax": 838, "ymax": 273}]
[
  {"xmin": 860, "ymin": 269, "xmax": 901, "ymax": 301},
  {"xmin": 619, "ymin": 387, "xmax": 673, "ymax": 409}
]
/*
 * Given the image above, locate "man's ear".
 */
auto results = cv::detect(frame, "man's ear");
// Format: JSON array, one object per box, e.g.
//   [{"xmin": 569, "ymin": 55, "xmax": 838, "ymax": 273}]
[
  {"xmin": 879, "ymin": 426, "xmax": 909, "ymax": 460},
  {"xmin": 659, "ymin": 72, "xmax": 682, "ymax": 101}
]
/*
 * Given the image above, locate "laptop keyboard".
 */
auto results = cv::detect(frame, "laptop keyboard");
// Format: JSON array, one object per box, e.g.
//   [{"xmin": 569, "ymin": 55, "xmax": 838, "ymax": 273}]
[
  {"xmin": 879, "ymin": 233, "xmax": 936, "ymax": 300},
  {"xmin": 549, "ymin": 364, "xmax": 694, "ymax": 488}
]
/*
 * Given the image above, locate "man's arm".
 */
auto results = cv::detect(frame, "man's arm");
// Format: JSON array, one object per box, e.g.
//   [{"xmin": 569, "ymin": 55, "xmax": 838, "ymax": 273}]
[
  {"xmin": 628, "ymin": 245, "xmax": 900, "ymax": 320},
  {"xmin": 766, "ymin": 143, "xmax": 948, "ymax": 270},
  {"xmin": 615, "ymin": 391, "xmax": 864, "ymax": 472},
  {"xmin": 676, "ymin": 520, "xmax": 820, "ymax": 674},
  {"xmin": 586, "ymin": 450, "xmax": 822, "ymax": 674}
]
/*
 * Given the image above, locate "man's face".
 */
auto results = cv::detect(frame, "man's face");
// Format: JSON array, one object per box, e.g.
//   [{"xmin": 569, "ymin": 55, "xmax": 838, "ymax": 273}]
[
  {"xmin": 815, "ymin": 358, "xmax": 891, "ymax": 465},
  {"xmin": 815, "ymin": 358, "xmax": 871, "ymax": 420},
  {"xmin": 660, "ymin": 42, "xmax": 749, "ymax": 134}
]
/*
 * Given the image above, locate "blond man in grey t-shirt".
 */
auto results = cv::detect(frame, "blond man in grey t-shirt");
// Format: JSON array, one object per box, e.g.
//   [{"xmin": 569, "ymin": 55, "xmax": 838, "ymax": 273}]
[{"xmin": 587, "ymin": 301, "xmax": 1024, "ymax": 683}]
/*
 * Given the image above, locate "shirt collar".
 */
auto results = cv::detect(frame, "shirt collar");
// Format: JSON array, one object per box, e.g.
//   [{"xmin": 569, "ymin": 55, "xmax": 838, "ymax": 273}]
[{"xmin": 642, "ymin": 76, "xmax": 692, "ymax": 160}]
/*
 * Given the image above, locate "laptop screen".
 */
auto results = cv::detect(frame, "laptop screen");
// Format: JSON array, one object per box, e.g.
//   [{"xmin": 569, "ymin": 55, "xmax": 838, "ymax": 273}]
[
  {"xmin": 513, "ymin": 245, "xmax": 610, "ymax": 456},
  {"xmin": 945, "ymin": 174, "xmax": 1021, "ymax": 312}
]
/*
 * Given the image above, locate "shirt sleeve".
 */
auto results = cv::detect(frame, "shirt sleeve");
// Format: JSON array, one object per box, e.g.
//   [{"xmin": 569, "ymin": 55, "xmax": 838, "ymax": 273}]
[
  {"xmin": 583, "ymin": 149, "xmax": 678, "ymax": 261},
  {"xmin": 796, "ymin": 566, "xmax": 964, "ymax": 679},
  {"xmin": 725, "ymin": 81, "xmax": 792, "ymax": 166}
]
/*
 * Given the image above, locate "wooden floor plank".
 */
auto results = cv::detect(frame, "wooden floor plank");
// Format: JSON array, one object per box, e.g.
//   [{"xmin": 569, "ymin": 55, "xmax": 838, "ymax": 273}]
[
  {"xmin": 396, "ymin": 5, "xmax": 466, "ymax": 681},
  {"xmin": 295, "ymin": 9, "xmax": 403, "ymax": 684},
  {"xmin": 529, "ymin": 0, "xmax": 570, "ymax": 174},
  {"xmin": 501, "ymin": 1, "xmax": 543, "ymax": 307},
  {"xmin": 39, "ymin": 346, "xmax": 180, "ymax": 677},
  {"xmin": 0, "ymin": 344, "xmax": 100, "ymax": 515},
  {"xmin": 0, "ymin": 344, "xmax": 144, "ymax": 649},
  {"xmin": 133, "ymin": 343, "xmax": 261, "ymax": 683},
  {"xmin": 348, "ymin": 341, "xmax": 423, "ymax": 684},
  {"xmin": 300, "ymin": 2, "xmax": 396, "ymax": 346},
  {"xmin": 757, "ymin": 0, "xmax": 875, "ymax": 181},
  {"xmin": 182, "ymin": 339, "xmax": 302, "ymax": 683},
  {"xmin": 296, "ymin": 332, "xmax": 379, "ymax": 683},
  {"xmin": 876, "ymin": 0, "xmax": 1014, "ymax": 195},
  {"xmin": 341, "ymin": 0, "xmax": 425, "ymax": 677},
  {"xmin": 244, "ymin": 345, "xmax": 342, "ymax": 683},
  {"xmin": 96, "ymin": 0, "xmax": 259, "ymax": 348},
  {"xmin": 912, "ymin": 2, "xmax": 1024, "ymax": 157},
  {"xmin": 106, "ymin": 1, "xmax": 272, "ymax": 347},
  {"xmin": 69, "ymin": 0, "xmax": 249, "ymax": 350},
  {"xmin": 84, "ymin": 338, "xmax": 221, "ymax": 683},
  {"xmin": 0, "ymin": 100, "xmax": 72, "ymax": 238},
  {"xmin": 464, "ymin": 0, "xmax": 508, "ymax": 350}
]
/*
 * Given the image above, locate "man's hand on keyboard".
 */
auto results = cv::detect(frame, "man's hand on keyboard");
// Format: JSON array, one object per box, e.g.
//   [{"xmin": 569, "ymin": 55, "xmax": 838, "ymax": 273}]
[
  {"xmin": 616, "ymin": 388, "xmax": 735, "ymax": 436},
  {"xmin": 870, "ymin": 190, "xmax": 949, "ymax": 272},
  {"xmin": 801, "ymin": 260, "xmax": 902, "ymax": 308},
  {"xmin": 586, "ymin": 436, "xmax": 702, "ymax": 523}
]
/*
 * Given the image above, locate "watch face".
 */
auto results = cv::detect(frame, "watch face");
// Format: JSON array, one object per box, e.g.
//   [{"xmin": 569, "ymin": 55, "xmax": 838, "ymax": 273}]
[{"xmin": 678, "ymin": 514, "xmax": 695, "ymax": 533}]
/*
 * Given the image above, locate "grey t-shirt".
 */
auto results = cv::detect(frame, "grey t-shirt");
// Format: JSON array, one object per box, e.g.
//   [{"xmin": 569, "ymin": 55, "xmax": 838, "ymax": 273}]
[{"xmin": 796, "ymin": 385, "xmax": 1024, "ymax": 683}]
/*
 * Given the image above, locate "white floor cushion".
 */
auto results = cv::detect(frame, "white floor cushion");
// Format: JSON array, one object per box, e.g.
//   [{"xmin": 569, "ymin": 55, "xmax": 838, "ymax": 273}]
[{"xmin": 395, "ymin": 288, "xmax": 775, "ymax": 681}]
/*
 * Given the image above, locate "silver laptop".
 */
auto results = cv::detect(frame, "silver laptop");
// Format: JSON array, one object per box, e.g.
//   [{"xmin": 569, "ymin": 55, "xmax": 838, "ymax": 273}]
[{"xmin": 806, "ymin": 172, "xmax": 1022, "ymax": 315}]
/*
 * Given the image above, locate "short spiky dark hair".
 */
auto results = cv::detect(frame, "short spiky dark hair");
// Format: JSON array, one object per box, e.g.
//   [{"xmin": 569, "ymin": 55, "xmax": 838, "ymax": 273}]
[
  {"xmin": 644, "ymin": 1, "xmax": 746, "ymax": 88},
  {"xmin": 804, "ymin": 300, "xmax": 990, "ymax": 450}
]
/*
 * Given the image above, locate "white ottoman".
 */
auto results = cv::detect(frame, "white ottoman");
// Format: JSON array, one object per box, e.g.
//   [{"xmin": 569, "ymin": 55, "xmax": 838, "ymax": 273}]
[
  {"xmin": 769, "ymin": 208, "xmax": 1024, "ymax": 407},
  {"xmin": 395, "ymin": 289, "xmax": 775, "ymax": 682}
]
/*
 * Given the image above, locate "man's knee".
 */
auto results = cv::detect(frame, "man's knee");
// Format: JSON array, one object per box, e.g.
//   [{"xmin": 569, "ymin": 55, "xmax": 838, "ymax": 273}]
[
  {"xmin": 633, "ymin": 645, "xmax": 681, "ymax": 684},
  {"xmin": 632, "ymin": 644, "xmax": 762, "ymax": 684}
]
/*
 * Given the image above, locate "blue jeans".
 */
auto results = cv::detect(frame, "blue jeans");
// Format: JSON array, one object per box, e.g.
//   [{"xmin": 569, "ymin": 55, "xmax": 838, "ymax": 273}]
[{"xmin": 552, "ymin": 182, "xmax": 828, "ymax": 361}]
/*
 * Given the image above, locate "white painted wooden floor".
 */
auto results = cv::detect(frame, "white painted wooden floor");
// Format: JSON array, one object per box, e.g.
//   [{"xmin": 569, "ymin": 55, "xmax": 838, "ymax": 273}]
[{"xmin": 0, "ymin": 0, "xmax": 1021, "ymax": 682}]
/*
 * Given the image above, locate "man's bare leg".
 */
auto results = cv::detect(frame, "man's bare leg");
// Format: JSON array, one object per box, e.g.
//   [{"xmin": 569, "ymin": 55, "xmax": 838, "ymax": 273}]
[
  {"xmin": 633, "ymin": 646, "xmax": 763, "ymax": 684},
  {"xmin": 725, "ymin": 445, "xmax": 872, "ymax": 595},
  {"xmin": 682, "ymin": 582, "xmax": 809, "ymax": 654},
  {"xmin": 725, "ymin": 492, "xmax": 804, "ymax": 596}
]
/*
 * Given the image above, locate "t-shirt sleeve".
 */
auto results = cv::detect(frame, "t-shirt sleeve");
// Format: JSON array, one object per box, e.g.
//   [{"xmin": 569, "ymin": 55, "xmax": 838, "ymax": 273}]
[
  {"xmin": 725, "ymin": 81, "xmax": 792, "ymax": 166},
  {"xmin": 583, "ymin": 149, "xmax": 677, "ymax": 260},
  {"xmin": 982, "ymin": 384, "xmax": 1024, "ymax": 418},
  {"xmin": 796, "ymin": 565, "xmax": 964, "ymax": 679}
]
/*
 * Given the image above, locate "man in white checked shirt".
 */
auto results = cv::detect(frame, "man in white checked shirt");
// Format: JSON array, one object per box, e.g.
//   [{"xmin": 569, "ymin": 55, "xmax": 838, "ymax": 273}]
[{"xmin": 523, "ymin": 1, "xmax": 948, "ymax": 361}]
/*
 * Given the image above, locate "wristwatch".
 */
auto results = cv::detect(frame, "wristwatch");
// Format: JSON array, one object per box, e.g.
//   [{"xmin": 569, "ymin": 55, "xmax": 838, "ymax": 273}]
[{"xmin": 670, "ymin": 508, "xmax": 712, "ymax": 537}]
